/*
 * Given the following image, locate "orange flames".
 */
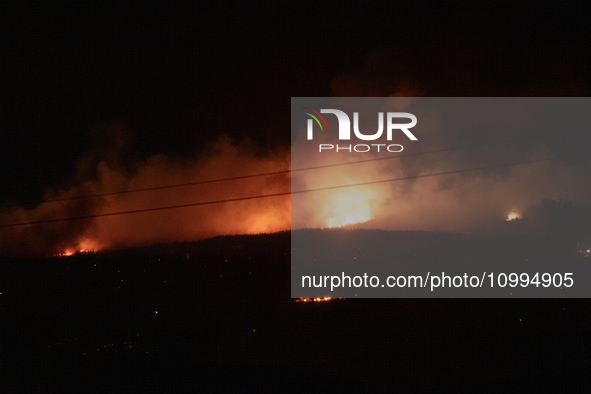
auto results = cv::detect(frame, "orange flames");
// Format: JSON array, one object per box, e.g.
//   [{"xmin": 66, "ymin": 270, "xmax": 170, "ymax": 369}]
[
  {"xmin": 506, "ymin": 211, "xmax": 522, "ymax": 221},
  {"xmin": 54, "ymin": 250, "xmax": 96, "ymax": 257},
  {"xmin": 54, "ymin": 240, "xmax": 99, "ymax": 257},
  {"xmin": 295, "ymin": 297, "xmax": 342, "ymax": 302}
]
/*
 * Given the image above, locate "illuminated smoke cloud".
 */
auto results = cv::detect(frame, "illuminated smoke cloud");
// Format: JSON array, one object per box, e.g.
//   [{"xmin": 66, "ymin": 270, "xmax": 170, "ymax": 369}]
[
  {"xmin": 2, "ymin": 47, "xmax": 590, "ymax": 257},
  {"xmin": 0, "ymin": 136, "xmax": 290, "ymax": 257},
  {"xmin": 292, "ymin": 102, "xmax": 591, "ymax": 236},
  {"xmin": 292, "ymin": 49, "xmax": 591, "ymax": 235}
]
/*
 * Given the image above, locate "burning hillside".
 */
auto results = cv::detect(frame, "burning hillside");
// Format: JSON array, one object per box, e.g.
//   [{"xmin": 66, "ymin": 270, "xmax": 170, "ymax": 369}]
[{"xmin": 0, "ymin": 137, "xmax": 290, "ymax": 257}]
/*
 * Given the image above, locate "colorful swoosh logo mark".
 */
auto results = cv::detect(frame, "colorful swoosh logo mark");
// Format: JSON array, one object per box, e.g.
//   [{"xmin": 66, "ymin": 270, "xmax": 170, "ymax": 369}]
[{"xmin": 303, "ymin": 107, "xmax": 328, "ymax": 132}]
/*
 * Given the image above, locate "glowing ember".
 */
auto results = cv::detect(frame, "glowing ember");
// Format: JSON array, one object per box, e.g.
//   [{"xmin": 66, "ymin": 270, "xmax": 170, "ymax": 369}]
[
  {"xmin": 295, "ymin": 297, "xmax": 343, "ymax": 302},
  {"xmin": 506, "ymin": 211, "xmax": 522, "ymax": 221},
  {"xmin": 54, "ymin": 251, "xmax": 72, "ymax": 257}
]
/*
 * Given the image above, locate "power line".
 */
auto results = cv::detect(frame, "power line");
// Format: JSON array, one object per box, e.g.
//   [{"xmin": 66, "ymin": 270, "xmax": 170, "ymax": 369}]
[
  {"xmin": 0, "ymin": 154, "xmax": 578, "ymax": 228},
  {"xmin": 44, "ymin": 139, "xmax": 520, "ymax": 202},
  {"xmin": 291, "ymin": 155, "xmax": 572, "ymax": 194}
]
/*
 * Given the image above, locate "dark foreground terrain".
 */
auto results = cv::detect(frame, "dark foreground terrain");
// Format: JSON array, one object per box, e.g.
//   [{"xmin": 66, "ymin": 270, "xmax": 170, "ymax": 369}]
[{"xmin": 1, "ymin": 230, "xmax": 590, "ymax": 393}]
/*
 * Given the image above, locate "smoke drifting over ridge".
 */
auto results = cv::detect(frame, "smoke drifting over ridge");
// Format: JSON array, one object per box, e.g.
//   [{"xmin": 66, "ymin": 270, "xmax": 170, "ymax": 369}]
[
  {"xmin": 291, "ymin": 95, "xmax": 591, "ymax": 235},
  {"xmin": 3, "ymin": 45, "xmax": 591, "ymax": 257},
  {"xmin": 287, "ymin": 47, "xmax": 591, "ymax": 235},
  {"xmin": 0, "ymin": 136, "xmax": 290, "ymax": 257}
]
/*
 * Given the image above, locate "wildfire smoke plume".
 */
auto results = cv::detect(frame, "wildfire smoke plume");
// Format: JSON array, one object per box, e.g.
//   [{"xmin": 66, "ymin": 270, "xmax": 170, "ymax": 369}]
[{"xmin": 0, "ymin": 137, "xmax": 290, "ymax": 257}]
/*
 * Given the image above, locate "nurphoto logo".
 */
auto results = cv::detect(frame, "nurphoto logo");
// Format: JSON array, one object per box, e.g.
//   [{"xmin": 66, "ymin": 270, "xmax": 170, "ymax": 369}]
[{"xmin": 304, "ymin": 108, "xmax": 417, "ymax": 153}]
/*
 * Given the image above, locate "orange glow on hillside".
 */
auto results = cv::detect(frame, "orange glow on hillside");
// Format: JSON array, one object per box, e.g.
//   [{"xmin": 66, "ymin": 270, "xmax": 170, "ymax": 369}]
[
  {"xmin": 54, "ymin": 239, "xmax": 100, "ymax": 257},
  {"xmin": 325, "ymin": 189, "xmax": 373, "ymax": 228},
  {"xmin": 0, "ymin": 137, "xmax": 291, "ymax": 257},
  {"xmin": 295, "ymin": 297, "xmax": 344, "ymax": 302},
  {"xmin": 506, "ymin": 211, "xmax": 522, "ymax": 221}
]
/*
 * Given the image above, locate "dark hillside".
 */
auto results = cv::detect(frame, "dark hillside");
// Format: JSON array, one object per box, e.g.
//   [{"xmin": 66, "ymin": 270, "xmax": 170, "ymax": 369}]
[{"xmin": 1, "ymin": 230, "xmax": 589, "ymax": 392}]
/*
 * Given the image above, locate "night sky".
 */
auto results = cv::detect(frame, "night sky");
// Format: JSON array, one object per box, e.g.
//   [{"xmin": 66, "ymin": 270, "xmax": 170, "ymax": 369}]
[{"xmin": 1, "ymin": 2, "xmax": 590, "ymax": 206}]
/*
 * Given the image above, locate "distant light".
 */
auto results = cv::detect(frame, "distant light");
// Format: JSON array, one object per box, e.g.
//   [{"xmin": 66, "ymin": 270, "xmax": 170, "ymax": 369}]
[
  {"xmin": 506, "ymin": 212, "xmax": 521, "ymax": 221},
  {"xmin": 295, "ymin": 297, "xmax": 343, "ymax": 303}
]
